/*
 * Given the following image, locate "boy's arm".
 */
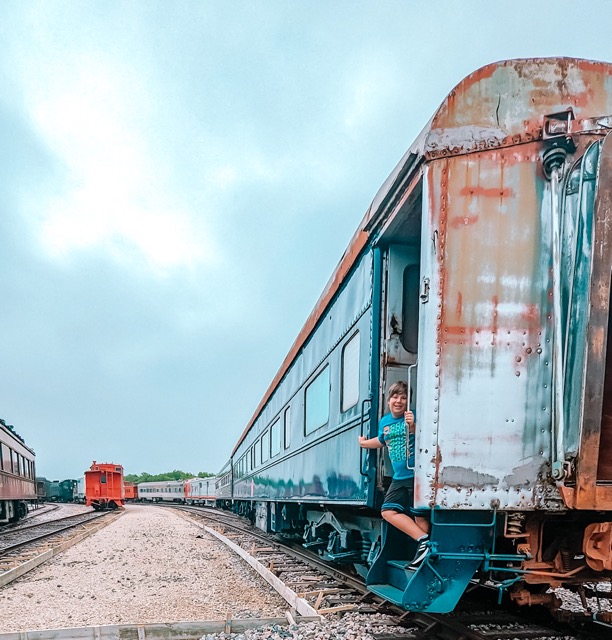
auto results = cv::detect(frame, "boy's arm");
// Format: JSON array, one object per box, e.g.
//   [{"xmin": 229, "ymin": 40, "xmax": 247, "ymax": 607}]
[{"xmin": 358, "ymin": 435, "xmax": 384, "ymax": 449}]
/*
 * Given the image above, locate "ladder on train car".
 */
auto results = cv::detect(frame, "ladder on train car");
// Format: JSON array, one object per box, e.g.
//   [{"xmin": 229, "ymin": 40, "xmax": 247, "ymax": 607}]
[{"xmin": 366, "ymin": 510, "xmax": 522, "ymax": 612}]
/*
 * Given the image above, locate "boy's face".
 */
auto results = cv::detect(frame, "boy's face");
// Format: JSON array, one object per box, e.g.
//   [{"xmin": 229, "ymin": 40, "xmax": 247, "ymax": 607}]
[{"xmin": 388, "ymin": 392, "xmax": 407, "ymax": 417}]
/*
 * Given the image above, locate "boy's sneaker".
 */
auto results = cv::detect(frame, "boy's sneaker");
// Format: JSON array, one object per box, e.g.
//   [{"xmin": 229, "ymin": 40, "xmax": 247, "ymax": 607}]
[{"xmin": 408, "ymin": 536, "xmax": 429, "ymax": 569}]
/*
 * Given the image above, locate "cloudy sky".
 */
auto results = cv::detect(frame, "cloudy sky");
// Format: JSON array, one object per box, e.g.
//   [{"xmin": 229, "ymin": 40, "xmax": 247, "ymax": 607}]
[{"xmin": 1, "ymin": 1, "xmax": 611, "ymax": 481}]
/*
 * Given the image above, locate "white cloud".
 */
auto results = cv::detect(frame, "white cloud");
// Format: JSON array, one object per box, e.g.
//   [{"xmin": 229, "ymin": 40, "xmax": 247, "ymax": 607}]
[{"xmin": 24, "ymin": 52, "xmax": 219, "ymax": 272}]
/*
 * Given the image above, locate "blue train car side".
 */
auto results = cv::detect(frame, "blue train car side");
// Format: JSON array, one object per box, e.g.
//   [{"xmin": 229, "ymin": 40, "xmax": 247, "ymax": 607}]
[{"xmin": 220, "ymin": 58, "xmax": 612, "ymax": 621}]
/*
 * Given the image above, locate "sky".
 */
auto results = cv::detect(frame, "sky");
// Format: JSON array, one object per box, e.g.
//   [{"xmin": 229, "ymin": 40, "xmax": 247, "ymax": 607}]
[{"xmin": 1, "ymin": 1, "xmax": 611, "ymax": 481}]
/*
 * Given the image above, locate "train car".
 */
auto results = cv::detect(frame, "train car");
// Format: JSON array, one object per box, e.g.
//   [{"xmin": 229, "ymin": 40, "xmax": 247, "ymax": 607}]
[
  {"xmin": 215, "ymin": 462, "xmax": 232, "ymax": 510},
  {"xmin": 36, "ymin": 476, "xmax": 50, "ymax": 501},
  {"xmin": 185, "ymin": 477, "xmax": 217, "ymax": 506},
  {"xmin": 223, "ymin": 58, "xmax": 612, "ymax": 620},
  {"xmin": 123, "ymin": 481, "xmax": 137, "ymax": 501},
  {"xmin": 0, "ymin": 420, "xmax": 37, "ymax": 523},
  {"xmin": 137, "ymin": 480, "xmax": 185, "ymax": 503},
  {"xmin": 58, "ymin": 479, "xmax": 78, "ymax": 502},
  {"xmin": 85, "ymin": 461, "xmax": 124, "ymax": 510},
  {"xmin": 75, "ymin": 477, "xmax": 85, "ymax": 503},
  {"xmin": 48, "ymin": 480, "xmax": 61, "ymax": 501}
]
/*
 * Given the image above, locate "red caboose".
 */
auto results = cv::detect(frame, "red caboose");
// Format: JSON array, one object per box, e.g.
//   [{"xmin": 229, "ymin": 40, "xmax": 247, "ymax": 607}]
[
  {"xmin": 85, "ymin": 461, "xmax": 124, "ymax": 510},
  {"xmin": 123, "ymin": 481, "xmax": 137, "ymax": 501}
]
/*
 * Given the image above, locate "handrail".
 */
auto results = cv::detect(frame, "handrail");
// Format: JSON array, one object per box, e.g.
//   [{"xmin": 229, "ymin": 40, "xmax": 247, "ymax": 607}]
[{"xmin": 359, "ymin": 397, "xmax": 373, "ymax": 477}]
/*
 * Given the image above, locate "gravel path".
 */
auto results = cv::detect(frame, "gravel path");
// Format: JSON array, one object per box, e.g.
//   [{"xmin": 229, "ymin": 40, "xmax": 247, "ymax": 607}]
[{"xmin": 0, "ymin": 504, "xmax": 288, "ymax": 632}]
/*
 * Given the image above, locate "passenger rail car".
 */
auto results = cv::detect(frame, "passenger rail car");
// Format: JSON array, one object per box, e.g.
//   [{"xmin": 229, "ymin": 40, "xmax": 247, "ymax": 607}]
[
  {"xmin": 215, "ymin": 462, "xmax": 232, "ymax": 510},
  {"xmin": 221, "ymin": 58, "xmax": 612, "ymax": 620},
  {"xmin": 185, "ymin": 477, "xmax": 217, "ymax": 506},
  {"xmin": 137, "ymin": 480, "xmax": 185, "ymax": 503},
  {"xmin": 0, "ymin": 422, "xmax": 36, "ymax": 523}
]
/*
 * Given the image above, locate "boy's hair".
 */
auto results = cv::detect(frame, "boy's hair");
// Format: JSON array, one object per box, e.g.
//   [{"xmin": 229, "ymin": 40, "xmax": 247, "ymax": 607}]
[{"xmin": 387, "ymin": 381, "xmax": 408, "ymax": 400}]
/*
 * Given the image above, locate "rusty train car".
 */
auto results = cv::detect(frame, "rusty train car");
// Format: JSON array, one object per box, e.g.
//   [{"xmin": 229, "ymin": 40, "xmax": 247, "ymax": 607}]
[
  {"xmin": 0, "ymin": 421, "xmax": 36, "ymax": 523},
  {"xmin": 218, "ymin": 58, "xmax": 612, "ymax": 620}
]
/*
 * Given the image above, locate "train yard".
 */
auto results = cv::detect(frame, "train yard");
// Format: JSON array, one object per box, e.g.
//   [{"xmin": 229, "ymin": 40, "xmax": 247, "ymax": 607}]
[
  {"xmin": 3, "ymin": 56, "xmax": 612, "ymax": 640},
  {"xmin": 171, "ymin": 504, "xmax": 612, "ymax": 640},
  {"xmin": 1, "ymin": 503, "xmax": 608, "ymax": 640}
]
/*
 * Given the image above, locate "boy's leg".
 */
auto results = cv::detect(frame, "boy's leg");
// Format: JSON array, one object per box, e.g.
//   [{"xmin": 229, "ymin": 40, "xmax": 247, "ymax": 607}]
[
  {"xmin": 415, "ymin": 515, "xmax": 430, "ymax": 534},
  {"xmin": 382, "ymin": 509, "xmax": 427, "ymax": 539},
  {"xmin": 381, "ymin": 479, "xmax": 428, "ymax": 541}
]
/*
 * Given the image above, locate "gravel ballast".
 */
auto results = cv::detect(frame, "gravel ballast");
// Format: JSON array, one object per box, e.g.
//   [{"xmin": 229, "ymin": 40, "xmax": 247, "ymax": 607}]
[{"xmin": 0, "ymin": 504, "xmax": 289, "ymax": 632}]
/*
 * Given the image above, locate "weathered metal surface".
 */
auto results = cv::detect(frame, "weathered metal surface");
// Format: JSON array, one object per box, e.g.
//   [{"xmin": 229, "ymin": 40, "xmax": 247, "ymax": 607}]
[{"xmin": 412, "ymin": 58, "xmax": 612, "ymax": 511}]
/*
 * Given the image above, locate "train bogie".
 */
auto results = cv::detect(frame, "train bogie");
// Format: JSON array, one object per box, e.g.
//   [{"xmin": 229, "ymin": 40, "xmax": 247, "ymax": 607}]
[
  {"xmin": 221, "ymin": 58, "xmax": 612, "ymax": 620},
  {"xmin": 85, "ymin": 461, "xmax": 124, "ymax": 510}
]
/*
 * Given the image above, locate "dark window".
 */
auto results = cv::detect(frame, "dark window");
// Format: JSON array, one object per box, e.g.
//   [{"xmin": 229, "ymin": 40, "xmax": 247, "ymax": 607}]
[{"xmin": 401, "ymin": 265, "xmax": 420, "ymax": 353}]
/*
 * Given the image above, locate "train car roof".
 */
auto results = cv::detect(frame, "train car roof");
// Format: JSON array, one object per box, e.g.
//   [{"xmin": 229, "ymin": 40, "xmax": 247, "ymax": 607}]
[
  {"xmin": 0, "ymin": 421, "xmax": 36, "ymax": 455},
  {"xmin": 232, "ymin": 56, "xmax": 612, "ymax": 456}
]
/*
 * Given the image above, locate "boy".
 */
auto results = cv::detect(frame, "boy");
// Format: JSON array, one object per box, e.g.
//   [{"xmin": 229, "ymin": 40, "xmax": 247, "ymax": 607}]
[{"xmin": 358, "ymin": 381, "xmax": 429, "ymax": 568}]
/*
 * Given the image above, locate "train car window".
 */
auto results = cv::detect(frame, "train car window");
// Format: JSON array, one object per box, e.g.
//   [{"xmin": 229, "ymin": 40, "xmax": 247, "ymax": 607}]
[
  {"xmin": 255, "ymin": 439, "xmax": 260, "ymax": 467},
  {"xmin": 11, "ymin": 449, "xmax": 18, "ymax": 474},
  {"xmin": 0, "ymin": 444, "xmax": 8, "ymax": 472},
  {"xmin": 305, "ymin": 365, "xmax": 331, "ymax": 435},
  {"xmin": 261, "ymin": 430, "xmax": 270, "ymax": 463},
  {"xmin": 284, "ymin": 407, "xmax": 291, "ymax": 449},
  {"xmin": 270, "ymin": 418, "xmax": 281, "ymax": 457},
  {"xmin": 0, "ymin": 445, "xmax": 3, "ymax": 471},
  {"xmin": 401, "ymin": 265, "xmax": 420, "ymax": 353},
  {"xmin": 341, "ymin": 332, "xmax": 360, "ymax": 412}
]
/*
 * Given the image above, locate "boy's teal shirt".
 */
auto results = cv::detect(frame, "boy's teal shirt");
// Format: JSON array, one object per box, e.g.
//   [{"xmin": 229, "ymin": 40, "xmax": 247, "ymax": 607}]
[{"xmin": 378, "ymin": 412, "xmax": 415, "ymax": 480}]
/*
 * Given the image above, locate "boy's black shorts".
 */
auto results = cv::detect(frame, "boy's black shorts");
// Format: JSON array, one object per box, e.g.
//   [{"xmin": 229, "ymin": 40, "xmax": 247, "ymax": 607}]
[{"xmin": 381, "ymin": 478, "xmax": 416, "ymax": 514}]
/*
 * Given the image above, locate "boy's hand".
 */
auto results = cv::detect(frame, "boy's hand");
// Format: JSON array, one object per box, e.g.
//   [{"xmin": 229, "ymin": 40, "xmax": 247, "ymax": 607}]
[
  {"xmin": 404, "ymin": 411, "xmax": 414, "ymax": 427},
  {"xmin": 358, "ymin": 435, "xmax": 368, "ymax": 447}
]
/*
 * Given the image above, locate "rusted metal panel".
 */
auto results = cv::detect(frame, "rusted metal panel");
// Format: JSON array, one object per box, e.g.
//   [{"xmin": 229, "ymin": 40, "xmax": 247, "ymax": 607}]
[
  {"xmin": 412, "ymin": 58, "xmax": 612, "ymax": 511},
  {"xmin": 416, "ymin": 149, "xmax": 558, "ymax": 510},
  {"xmin": 426, "ymin": 58, "xmax": 612, "ymax": 158}
]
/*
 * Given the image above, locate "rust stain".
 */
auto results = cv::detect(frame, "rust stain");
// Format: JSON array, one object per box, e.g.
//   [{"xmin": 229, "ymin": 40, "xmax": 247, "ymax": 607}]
[
  {"xmin": 456, "ymin": 292, "xmax": 462, "ymax": 318},
  {"xmin": 449, "ymin": 214, "xmax": 479, "ymax": 228},
  {"xmin": 459, "ymin": 185, "xmax": 514, "ymax": 198},
  {"xmin": 520, "ymin": 304, "xmax": 540, "ymax": 326}
]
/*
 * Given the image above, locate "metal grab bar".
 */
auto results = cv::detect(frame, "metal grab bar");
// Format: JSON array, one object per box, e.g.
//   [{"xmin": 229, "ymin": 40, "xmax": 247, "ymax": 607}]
[{"xmin": 359, "ymin": 397, "xmax": 373, "ymax": 477}]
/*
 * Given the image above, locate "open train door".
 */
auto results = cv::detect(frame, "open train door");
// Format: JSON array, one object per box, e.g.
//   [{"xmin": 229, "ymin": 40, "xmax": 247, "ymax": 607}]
[
  {"xmin": 379, "ymin": 244, "xmax": 421, "ymax": 485},
  {"xmin": 558, "ymin": 131, "xmax": 612, "ymax": 518}
]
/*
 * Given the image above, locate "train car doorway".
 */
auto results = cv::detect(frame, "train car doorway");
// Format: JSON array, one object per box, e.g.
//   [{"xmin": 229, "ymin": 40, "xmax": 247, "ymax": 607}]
[{"xmin": 374, "ymin": 181, "xmax": 423, "ymax": 487}]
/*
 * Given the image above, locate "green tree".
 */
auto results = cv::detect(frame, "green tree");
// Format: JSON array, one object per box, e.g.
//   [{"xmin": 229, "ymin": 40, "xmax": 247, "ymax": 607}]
[{"xmin": 123, "ymin": 470, "xmax": 217, "ymax": 484}]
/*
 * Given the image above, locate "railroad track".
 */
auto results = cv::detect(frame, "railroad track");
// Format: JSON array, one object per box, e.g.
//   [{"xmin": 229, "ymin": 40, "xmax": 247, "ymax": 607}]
[
  {"xmin": 171, "ymin": 504, "xmax": 611, "ymax": 640},
  {"xmin": 0, "ymin": 510, "xmax": 121, "ymax": 587}
]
